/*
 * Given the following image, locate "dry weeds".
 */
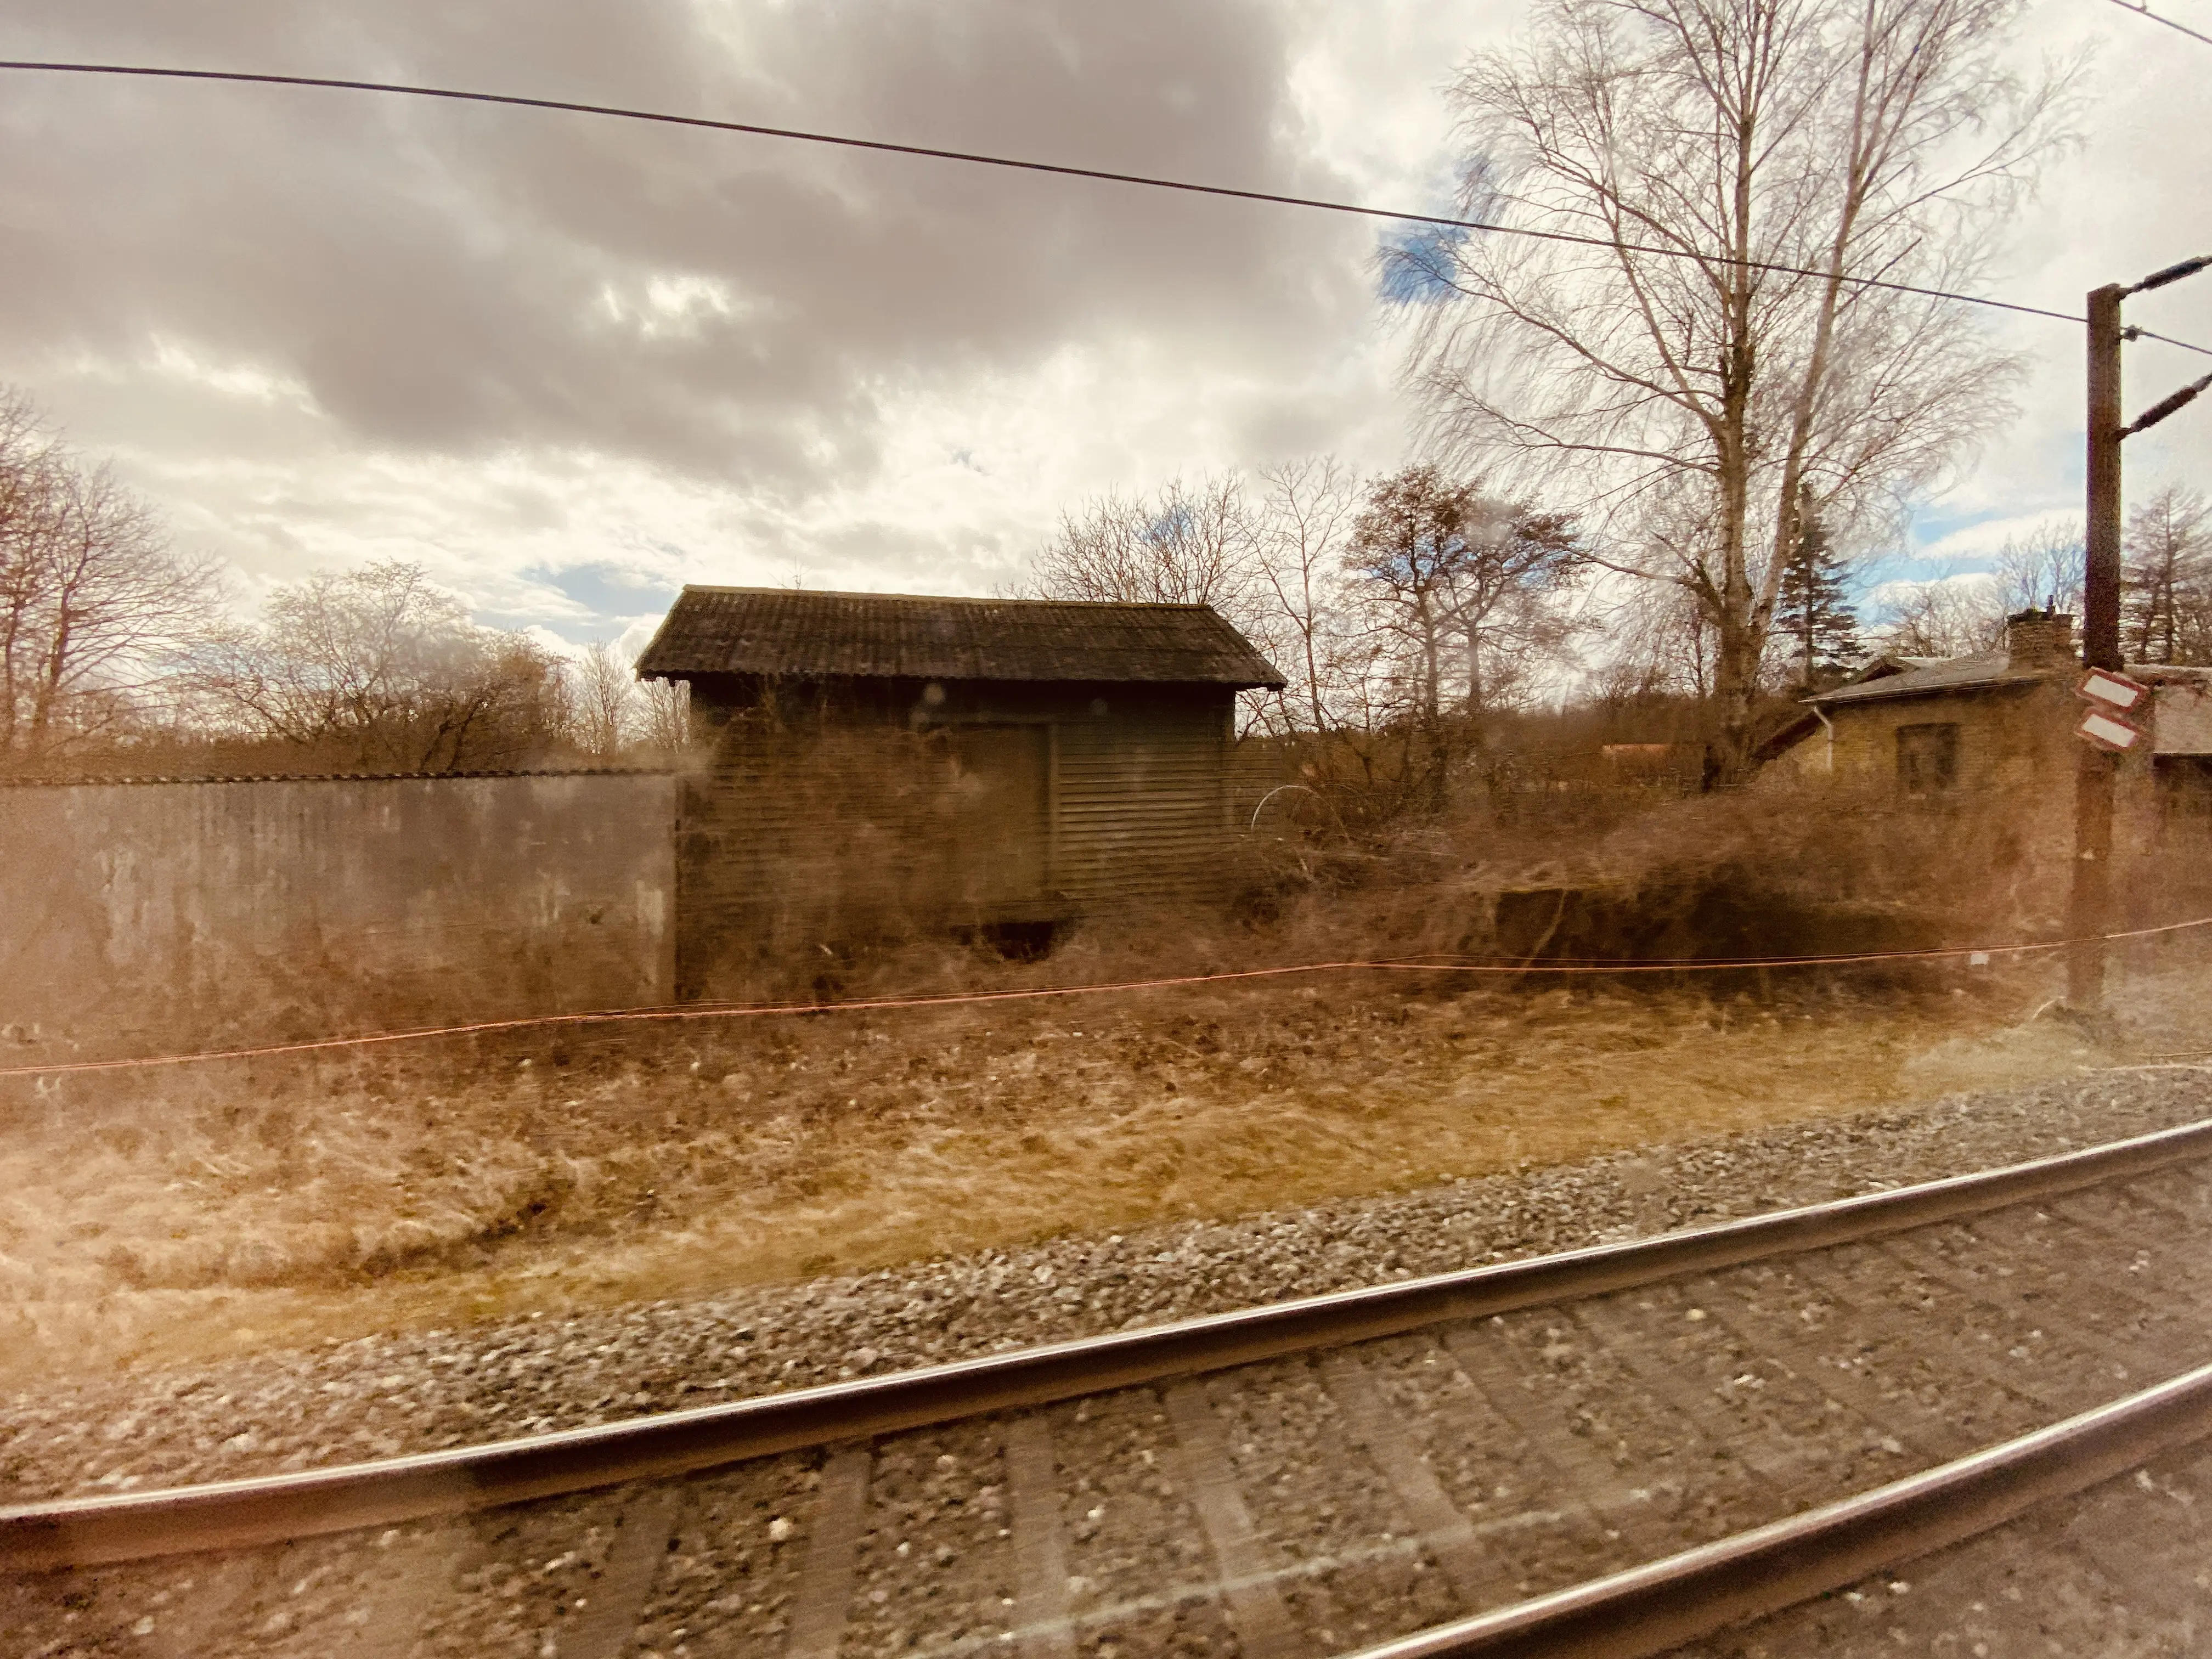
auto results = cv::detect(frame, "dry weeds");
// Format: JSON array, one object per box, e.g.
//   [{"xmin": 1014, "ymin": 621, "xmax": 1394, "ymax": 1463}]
[
  {"xmin": 12, "ymin": 769, "xmax": 2207, "ymax": 1391},
  {"xmin": 8, "ymin": 935, "xmax": 2204, "ymax": 1391}
]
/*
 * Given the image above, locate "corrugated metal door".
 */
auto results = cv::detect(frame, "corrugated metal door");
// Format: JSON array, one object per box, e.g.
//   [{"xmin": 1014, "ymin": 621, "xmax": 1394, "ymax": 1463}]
[{"xmin": 1052, "ymin": 705, "xmax": 1228, "ymax": 903}]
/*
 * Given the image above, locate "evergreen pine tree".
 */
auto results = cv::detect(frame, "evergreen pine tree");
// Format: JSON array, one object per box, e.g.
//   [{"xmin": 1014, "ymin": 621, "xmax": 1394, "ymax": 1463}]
[{"xmin": 1775, "ymin": 515, "xmax": 1863, "ymax": 690}]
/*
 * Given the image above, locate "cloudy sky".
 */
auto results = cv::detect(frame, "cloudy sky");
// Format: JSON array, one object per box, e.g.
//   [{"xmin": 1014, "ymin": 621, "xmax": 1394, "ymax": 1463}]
[{"xmin": 0, "ymin": 0, "xmax": 2205, "ymax": 658}]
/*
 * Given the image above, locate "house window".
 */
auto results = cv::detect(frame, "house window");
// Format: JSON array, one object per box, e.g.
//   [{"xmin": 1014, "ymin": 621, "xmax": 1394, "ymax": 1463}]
[{"xmin": 1896, "ymin": 723, "xmax": 1960, "ymax": 794}]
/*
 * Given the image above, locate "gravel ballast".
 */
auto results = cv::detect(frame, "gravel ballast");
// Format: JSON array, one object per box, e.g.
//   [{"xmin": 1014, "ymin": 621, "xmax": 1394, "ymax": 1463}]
[{"xmin": 5, "ymin": 1063, "xmax": 2208, "ymax": 1508}]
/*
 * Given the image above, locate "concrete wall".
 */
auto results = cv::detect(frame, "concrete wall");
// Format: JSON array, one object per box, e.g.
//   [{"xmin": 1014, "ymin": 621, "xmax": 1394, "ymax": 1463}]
[
  {"xmin": 2151, "ymin": 674, "xmax": 2212, "ymax": 755},
  {"xmin": 0, "ymin": 771, "xmax": 675, "ymax": 1047}
]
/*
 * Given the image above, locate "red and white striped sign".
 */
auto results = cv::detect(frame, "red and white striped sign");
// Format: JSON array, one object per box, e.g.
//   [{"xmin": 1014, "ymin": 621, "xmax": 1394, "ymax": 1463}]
[
  {"xmin": 2078, "ymin": 668, "xmax": 2149, "ymax": 712},
  {"xmin": 2077, "ymin": 707, "xmax": 2144, "ymax": 752}
]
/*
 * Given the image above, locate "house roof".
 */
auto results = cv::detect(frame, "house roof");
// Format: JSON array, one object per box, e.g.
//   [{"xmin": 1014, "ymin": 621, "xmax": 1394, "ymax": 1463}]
[
  {"xmin": 1809, "ymin": 651, "xmax": 2049, "ymax": 706},
  {"xmin": 636, "ymin": 587, "xmax": 1285, "ymax": 688},
  {"xmin": 1753, "ymin": 649, "xmax": 2053, "ymax": 763}
]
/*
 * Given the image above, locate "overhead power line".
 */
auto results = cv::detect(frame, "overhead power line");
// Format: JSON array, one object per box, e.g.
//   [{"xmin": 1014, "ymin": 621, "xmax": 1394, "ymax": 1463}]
[
  {"xmin": 2137, "ymin": 330, "xmax": 2212, "ymax": 358},
  {"xmin": 3, "ymin": 55, "xmax": 2206, "ymax": 357},
  {"xmin": 2102, "ymin": 0, "xmax": 2212, "ymax": 48}
]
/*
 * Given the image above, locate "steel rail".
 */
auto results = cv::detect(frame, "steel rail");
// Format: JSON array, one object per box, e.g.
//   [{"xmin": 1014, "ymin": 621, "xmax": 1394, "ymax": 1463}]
[
  {"xmin": 8, "ymin": 1115, "xmax": 2212, "ymax": 1573},
  {"xmin": 1344, "ymin": 1357, "xmax": 2212, "ymax": 1658}
]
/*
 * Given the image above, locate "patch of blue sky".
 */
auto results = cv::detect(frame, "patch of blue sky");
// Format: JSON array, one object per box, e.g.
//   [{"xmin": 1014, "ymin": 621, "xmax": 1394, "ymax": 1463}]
[
  {"xmin": 1144, "ymin": 504, "xmax": 1195, "ymax": 545},
  {"xmin": 1875, "ymin": 506, "xmax": 2015, "ymax": 584},
  {"xmin": 1376, "ymin": 222, "xmax": 1469, "ymax": 306},
  {"xmin": 512, "ymin": 559, "xmax": 682, "ymax": 641}
]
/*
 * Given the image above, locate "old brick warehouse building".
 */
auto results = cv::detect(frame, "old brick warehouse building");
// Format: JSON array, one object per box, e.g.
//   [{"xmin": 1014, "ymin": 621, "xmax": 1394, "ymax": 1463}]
[{"xmin": 636, "ymin": 587, "xmax": 1284, "ymax": 997}]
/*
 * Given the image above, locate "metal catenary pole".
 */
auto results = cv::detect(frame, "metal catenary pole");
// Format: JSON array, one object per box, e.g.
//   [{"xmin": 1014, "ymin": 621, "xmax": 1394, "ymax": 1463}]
[
  {"xmin": 2066, "ymin": 256, "xmax": 2212, "ymax": 1012},
  {"xmin": 2066, "ymin": 285, "xmax": 2125, "ymax": 1011}
]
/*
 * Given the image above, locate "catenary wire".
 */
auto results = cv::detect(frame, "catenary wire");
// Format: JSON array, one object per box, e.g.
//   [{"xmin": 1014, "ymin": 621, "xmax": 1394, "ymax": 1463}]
[
  {"xmin": 2102, "ymin": 0, "xmax": 2212, "ymax": 47},
  {"xmin": 0, "ymin": 56, "xmax": 2193, "ymax": 345},
  {"xmin": 2136, "ymin": 327, "xmax": 2212, "ymax": 360},
  {"xmin": 3, "ymin": 913, "xmax": 2207, "ymax": 1081}
]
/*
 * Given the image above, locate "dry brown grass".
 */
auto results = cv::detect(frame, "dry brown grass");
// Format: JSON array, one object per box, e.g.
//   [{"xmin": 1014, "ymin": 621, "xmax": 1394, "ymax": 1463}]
[
  {"xmin": 12, "ymin": 937, "xmax": 2201, "ymax": 1390},
  {"xmin": 12, "ymin": 772, "xmax": 2206, "ymax": 1389}
]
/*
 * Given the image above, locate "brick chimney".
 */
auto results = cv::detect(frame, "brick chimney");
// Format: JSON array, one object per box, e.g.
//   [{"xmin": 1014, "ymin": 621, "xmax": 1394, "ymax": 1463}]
[{"xmin": 2004, "ymin": 610, "xmax": 2076, "ymax": 672}]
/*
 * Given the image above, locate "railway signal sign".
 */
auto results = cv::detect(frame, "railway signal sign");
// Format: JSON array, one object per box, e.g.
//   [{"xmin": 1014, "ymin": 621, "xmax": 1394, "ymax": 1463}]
[
  {"xmin": 2076, "ymin": 706, "xmax": 2143, "ymax": 753},
  {"xmin": 2078, "ymin": 667, "xmax": 2149, "ymax": 713}
]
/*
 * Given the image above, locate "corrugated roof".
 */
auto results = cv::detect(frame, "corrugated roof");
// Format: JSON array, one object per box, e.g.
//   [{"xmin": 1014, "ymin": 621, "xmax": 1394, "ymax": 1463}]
[
  {"xmin": 635, "ymin": 588, "xmax": 1285, "ymax": 688},
  {"xmin": 1812, "ymin": 652, "xmax": 2047, "ymax": 706}
]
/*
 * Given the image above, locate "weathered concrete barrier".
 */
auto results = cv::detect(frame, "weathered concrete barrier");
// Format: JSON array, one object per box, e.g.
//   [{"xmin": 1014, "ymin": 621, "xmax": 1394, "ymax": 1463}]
[{"xmin": 0, "ymin": 770, "xmax": 675, "ymax": 1049}]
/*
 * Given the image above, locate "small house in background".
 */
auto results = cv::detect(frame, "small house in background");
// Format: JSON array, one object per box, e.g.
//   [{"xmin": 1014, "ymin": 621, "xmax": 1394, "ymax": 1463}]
[
  {"xmin": 1762, "ymin": 610, "xmax": 2212, "ymax": 910},
  {"xmin": 1764, "ymin": 611, "xmax": 2085, "ymax": 793},
  {"xmin": 636, "ymin": 587, "xmax": 1283, "ymax": 997}
]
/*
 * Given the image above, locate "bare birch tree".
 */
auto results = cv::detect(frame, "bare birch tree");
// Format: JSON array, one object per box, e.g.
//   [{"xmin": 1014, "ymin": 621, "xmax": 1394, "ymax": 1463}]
[{"xmin": 1394, "ymin": 0, "xmax": 2070, "ymax": 776}]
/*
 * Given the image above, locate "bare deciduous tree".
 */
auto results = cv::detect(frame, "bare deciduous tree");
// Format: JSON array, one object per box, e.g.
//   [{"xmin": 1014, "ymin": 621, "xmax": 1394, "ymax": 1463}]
[
  {"xmin": 1347, "ymin": 467, "xmax": 1469, "ymax": 724},
  {"xmin": 1028, "ymin": 470, "xmax": 1294, "ymax": 735},
  {"xmin": 572, "ymin": 640, "xmax": 638, "ymax": 757},
  {"xmin": 1992, "ymin": 524, "xmax": 2084, "ymax": 619},
  {"xmin": 1599, "ymin": 575, "xmax": 1720, "ymax": 700},
  {"xmin": 1868, "ymin": 523, "xmax": 2084, "ymax": 660},
  {"xmin": 0, "ymin": 389, "xmax": 219, "ymax": 769},
  {"xmin": 1250, "ymin": 458, "xmax": 1367, "ymax": 733},
  {"xmin": 1347, "ymin": 464, "xmax": 1582, "ymax": 724},
  {"xmin": 639, "ymin": 675, "xmax": 692, "ymax": 754},
  {"xmin": 1395, "ymin": 0, "xmax": 2070, "ymax": 777},
  {"xmin": 2124, "ymin": 484, "xmax": 2211, "ymax": 665},
  {"xmin": 1871, "ymin": 566, "xmax": 2000, "ymax": 658},
  {"xmin": 1028, "ymin": 473, "xmax": 1255, "ymax": 614}
]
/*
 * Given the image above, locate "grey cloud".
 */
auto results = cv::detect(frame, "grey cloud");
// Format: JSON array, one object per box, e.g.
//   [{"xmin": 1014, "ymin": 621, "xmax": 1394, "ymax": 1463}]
[{"xmin": 0, "ymin": 1, "xmax": 1376, "ymax": 495}]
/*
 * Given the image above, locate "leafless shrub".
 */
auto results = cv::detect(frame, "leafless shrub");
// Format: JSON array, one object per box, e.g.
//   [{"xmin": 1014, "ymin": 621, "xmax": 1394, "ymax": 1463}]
[{"xmin": 190, "ymin": 560, "xmax": 570, "ymax": 772}]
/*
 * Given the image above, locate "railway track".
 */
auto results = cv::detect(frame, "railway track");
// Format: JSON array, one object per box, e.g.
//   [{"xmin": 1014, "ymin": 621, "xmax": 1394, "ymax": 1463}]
[{"xmin": 8, "ymin": 1117, "xmax": 2212, "ymax": 1659}]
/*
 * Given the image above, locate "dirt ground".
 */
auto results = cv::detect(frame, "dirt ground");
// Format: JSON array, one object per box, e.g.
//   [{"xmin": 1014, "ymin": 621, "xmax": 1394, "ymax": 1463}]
[{"xmin": 3, "ymin": 938, "xmax": 2206, "ymax": 1392}]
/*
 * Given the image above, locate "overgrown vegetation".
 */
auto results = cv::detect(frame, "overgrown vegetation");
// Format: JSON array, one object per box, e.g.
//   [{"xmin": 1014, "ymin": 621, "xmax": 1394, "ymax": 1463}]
[{"xmin": 13, "ymin": 930, "xmax": 2204, "ymax": 1387}]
